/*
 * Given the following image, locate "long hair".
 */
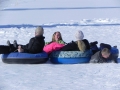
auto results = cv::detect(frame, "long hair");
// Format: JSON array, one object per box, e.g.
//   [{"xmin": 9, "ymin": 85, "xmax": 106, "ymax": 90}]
[
  {"xmin": 52, "ymin": 31, "xmax": 63, "ymax": 42},
  {"xmin": 77, "ymin": 40, "xmax": 86, "ymax": 52}
]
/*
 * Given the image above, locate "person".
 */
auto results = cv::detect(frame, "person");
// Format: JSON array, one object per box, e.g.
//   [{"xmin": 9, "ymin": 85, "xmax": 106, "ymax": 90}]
[
  {"xmin": 89, "ymin": 48, "xmax": 111, "ymax": 63},
  {"xmin": 90, "ymin": 46, "xmax": 119, "ymax": 63},
  {"xmin": 60, "ymin": 30, "xmax": 90, "ymax": 52},
  {"xmin": 90, "ymin": 40, "xmax": 113, "ymax": 55},
  {"xmin": 89, "ymin": 41, "xmax": 99, "ymax": 54},
  {"xmin": 6, "ymin": 26, "xmax": 45, "ymax": 54},
  {"xmin": 45, "ymin": 31, "xmax": 66, "ymax": 45},
  {"xmin": 43, "ymin": 31, "xmax": 65, "ymax": 54}
]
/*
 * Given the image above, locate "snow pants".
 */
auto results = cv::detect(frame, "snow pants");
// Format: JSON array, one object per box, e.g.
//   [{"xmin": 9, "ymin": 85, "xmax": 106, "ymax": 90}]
[
  {"xmin": 0, "ymin": 45, "xmax": 16, "ymax": 54},
  {"xmin": 0, "ymin": 45, "xmax": 10, "ymax": 54}
]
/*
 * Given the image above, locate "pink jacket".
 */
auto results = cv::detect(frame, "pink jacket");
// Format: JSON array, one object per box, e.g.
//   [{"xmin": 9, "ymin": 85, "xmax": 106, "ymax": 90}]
[{"xmin": 43, "ymin": 42, "xmax": 65, "ymax": 54}]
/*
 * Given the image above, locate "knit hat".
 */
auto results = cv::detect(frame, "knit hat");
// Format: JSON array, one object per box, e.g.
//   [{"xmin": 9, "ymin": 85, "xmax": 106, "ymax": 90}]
[
  {"xmin": 75, "ymin": 30, "xmax": 84, "ymax": 40},
  {"xmin": 35, "ymin": 26, "xmax": 44, "ymax": 35}
]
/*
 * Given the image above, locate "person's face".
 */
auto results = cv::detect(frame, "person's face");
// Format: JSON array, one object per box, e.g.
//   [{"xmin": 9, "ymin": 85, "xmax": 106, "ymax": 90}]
[
  {"xmin": 102, "ymin": 53, "xmax": 110, "ymax": 58},
  {"xmin": 54, "ymin": 32, "xmax": 61, "ymax": 41}
]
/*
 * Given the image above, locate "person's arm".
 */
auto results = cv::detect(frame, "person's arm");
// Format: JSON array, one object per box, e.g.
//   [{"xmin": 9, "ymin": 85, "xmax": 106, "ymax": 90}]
[
  {"xmin": 89, "ymin": 58, "xmax": 98, "ymax": 63},
  {"xmin": 18, "ymin": 46, "xmax": 24, "ymax": 53},
  {"xmin": 21, "ymin": 38, "xmax": 36, "ymax": 53},
  {"xmin": 27, "ymin": 38, "xmax": 45, "ymax": 53},
  {"xmin": 89, "ymin": 52, "xmax": 99, "ymax": 63}
]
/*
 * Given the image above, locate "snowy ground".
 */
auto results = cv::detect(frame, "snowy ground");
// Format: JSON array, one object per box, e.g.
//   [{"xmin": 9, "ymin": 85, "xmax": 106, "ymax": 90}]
[
  {"xmin": 1, "ymin": 64, "xmax": 120, "ymax": 90},
  {"xmin": 0, "ymin": 0, "xmax": 120, "ymax": 90}
]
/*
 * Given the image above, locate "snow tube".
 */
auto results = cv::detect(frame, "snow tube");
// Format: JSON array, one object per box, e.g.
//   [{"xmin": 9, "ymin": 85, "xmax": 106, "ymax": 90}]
[
  {"xmin": 49, "ymin": 50, "xmax": 92, "ymax": 64},
  {"xmin": 111, "ymin": 47, "xmax": 119, "ymax": 54},
  {"xmin": 111, "ymin": 47, "xmax": 119, "ymax": 63},
  {"xmin": 1, "ymin": 52, "xmax": 48, "ymax": 64}
]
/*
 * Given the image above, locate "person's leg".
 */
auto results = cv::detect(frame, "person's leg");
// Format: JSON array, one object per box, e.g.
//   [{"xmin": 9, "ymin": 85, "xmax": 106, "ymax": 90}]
[
  {"xmin": 13, "ymin": 40, "xmax": 18, "ymax": 49},
  {"xmin": 0, "ymin": 45, "xmax": 10, "ymax": 54},
  {"xmin": 109, "ymin": 46, "xmax": 119, "ymax": 63},
  {"xmin": 7, "ymin": 40, "xmax": 18, "ymax": 52},
  {"xmin": 110, "ymin": 53, "xmax": 118, "ymax": 63},
  {"xmin": 111, "ymin": 47, "xmax": 119, "ymax": 63},
  {"xmin": 90, "ymin": 41, "xmax": 99, "ymax": 54}
]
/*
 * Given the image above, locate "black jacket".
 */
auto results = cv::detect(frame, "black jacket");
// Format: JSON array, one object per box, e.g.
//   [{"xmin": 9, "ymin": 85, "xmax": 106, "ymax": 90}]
[
  {"xmin": 21, "ymin": 35, "xmax": 45, "ymax": 54},
  {"xmin": 61, "ymin": 39, "xmax": 90, "ymax": 51}
]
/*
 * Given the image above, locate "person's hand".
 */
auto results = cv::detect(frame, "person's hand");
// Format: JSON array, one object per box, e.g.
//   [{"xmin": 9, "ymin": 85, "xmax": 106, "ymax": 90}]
[{"xmin": 17, "ymin": 46, "xmax": 24, "ymax": 52}]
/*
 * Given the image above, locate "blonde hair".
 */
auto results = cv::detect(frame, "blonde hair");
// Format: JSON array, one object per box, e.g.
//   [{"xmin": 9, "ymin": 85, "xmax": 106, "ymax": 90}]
[
  {"xmin": 77, "ymin": 40, "xmax": 86, "ymax": 52},
  {"xmin": 52, "ymin": 31, "xmax": 63, "ymax": 42},
  {"xmin": 101, "ymin": 48, "xmax": 111, "ymax": 55}
]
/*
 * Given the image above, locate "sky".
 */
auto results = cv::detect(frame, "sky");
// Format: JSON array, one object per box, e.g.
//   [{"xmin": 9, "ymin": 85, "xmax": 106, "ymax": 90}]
[{"xmin": 0, "ymin": 0, "xmax": 120, "ymax": 90}]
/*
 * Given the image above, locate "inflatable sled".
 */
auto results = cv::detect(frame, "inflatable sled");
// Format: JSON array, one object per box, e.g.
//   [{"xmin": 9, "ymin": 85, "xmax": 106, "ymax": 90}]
[
  {"xmin": 1, "ymin": 52, "xmax": 48, "ymax": 64},
  {"xmin": 49, "ymin": 50, "xmax": 92, "ymax": 64},
  {"xmin": 117, "ymin": 58, "xmax": 120, "ymax": 63},
  {"xmin": 111, "ymin": 47, "xmax": 119, "ymax": 63}
]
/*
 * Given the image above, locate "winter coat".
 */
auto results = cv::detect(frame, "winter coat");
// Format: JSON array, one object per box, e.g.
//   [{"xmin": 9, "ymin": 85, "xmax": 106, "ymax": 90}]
[
  {"xmin": 90, "ymin": 43, "xmax": 118, "ymax": 63},
  {"xmin": 60, "ymin": 39, "xmax": 90, "ymax": 51},
  {"xmin": 89, "ymin": 51, "xmax": 108, "ymax": 63},
  {"xmin": 43, "ymin": 42, "xmax": 65, "ymax": 54},
  {"xmin": 21, "ymin": 35, "xmax": 45, "ymax": 54}
]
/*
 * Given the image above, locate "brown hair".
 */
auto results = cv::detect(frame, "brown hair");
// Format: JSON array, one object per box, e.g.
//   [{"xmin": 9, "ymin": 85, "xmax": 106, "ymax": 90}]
[
  {"xmin": 77, "ymin": 40, "xmax": 86, "ymax": 52},
  {"xmin": 52, "ymin": 31, "xmax": 63, "ymax": 42}
]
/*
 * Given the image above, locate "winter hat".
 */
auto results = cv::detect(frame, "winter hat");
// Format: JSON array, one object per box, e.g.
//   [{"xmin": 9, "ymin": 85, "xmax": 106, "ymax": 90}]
[
  {"xmin": 35, "ymin": 26, "xmax": 44, "ymax": 35},
  {"xmin": 75, "ymin": 30, "xmax": 84, "ymax": 40}
]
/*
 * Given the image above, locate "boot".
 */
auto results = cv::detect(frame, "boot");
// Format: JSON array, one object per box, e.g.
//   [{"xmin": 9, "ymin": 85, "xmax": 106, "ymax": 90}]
[
  {"xmin": 13, "ymin": 40, "xmax": 18, "ymax": 49},
  {"xmin": 7, "ymin": 40, "xmax": 11, "ymax": 47},
  {"xmin": 7, "ymin": 40, "xmax": 12, "ymax": 52},
  {"xmin": 7, "ymin": 40, "xmax": 16, "ymax": 52}
]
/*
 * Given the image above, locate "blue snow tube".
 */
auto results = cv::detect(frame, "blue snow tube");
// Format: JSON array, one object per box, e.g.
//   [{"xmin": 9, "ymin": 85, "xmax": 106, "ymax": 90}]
[
  {"xmin": 1, "ymin": 52, "xmax": 48, "ymax": 64},
  {"xmin": 111, "ymin": 47, "xmax": 119, "ymax": 63},
  {"xmin": 49, "ymin": 50, "xmax": 92, "ymax": 64}
]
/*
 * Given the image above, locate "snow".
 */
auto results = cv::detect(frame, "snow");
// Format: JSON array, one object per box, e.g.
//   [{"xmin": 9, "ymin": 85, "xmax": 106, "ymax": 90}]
[
  {"xmin": 0, "ymin": 0, "xmax": 120, "ymax": 90},
  {"xmin": 1, "ymin": 64, "xmax": 120, "ymax": 90}
]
